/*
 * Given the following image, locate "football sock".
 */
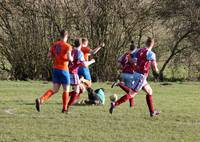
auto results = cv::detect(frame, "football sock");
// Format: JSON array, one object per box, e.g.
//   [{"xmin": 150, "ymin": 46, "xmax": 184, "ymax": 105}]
[
  {"xmin": 40, "ymin": 89, "xmax": 54, "ymax": 104},
  {"xmin": 118, "ymin": 82, "xmax": 132, "ymax": 93},
  {"xmin": 62, "ymin": 92, "xmax": 69, "ymax": 111},
  {"xmin": 129, "ymin": 98, "xmax": 134, "ymax": 108},
  {"xmin": 68, "ymin": 91, "xmax": 78, "ymax": 106},
  {"xmin": 115, "ymin": 94, "xmax": 132, "ymax": 106},
  {"xmin": 146, "ymin": 95, "xmax": 154, "ymax": 113}
]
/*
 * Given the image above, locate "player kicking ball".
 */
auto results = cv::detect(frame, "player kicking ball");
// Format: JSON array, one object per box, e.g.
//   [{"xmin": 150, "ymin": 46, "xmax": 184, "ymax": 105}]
[
  {"xmin": 110, "ymin": 37, "xmax": 160, "ymax": 117},
  {"xmin": 117, "ymin": 41, "xmax": 137, "ymax": 108},
  {"xmin": 35, "ymin": 30, "xmax": 73, "ymax": 113}
]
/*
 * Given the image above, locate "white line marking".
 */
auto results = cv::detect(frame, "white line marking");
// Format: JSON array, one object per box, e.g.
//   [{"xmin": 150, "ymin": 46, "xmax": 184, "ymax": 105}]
[{"xmin": 4, "ymin": 108, "xmax": 16, "ymax": 115}]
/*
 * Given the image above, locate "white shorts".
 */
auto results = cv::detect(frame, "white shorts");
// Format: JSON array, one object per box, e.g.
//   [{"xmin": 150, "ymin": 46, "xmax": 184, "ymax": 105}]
[{"xmin": 70, "ymin": 74, "xmax": 80, "ymax": 85}]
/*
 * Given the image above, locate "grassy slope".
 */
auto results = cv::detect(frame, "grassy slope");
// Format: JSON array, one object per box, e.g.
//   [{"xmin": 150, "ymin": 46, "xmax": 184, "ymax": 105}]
[{"xmin": 0, "ymin": 81, "xmax": 200, "ymax": 142}]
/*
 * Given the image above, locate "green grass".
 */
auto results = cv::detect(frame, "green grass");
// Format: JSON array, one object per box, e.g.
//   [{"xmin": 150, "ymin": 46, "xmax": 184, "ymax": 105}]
[{"xmin": 0, "ymin": 81, "xmax": 200, "ymax": 142}]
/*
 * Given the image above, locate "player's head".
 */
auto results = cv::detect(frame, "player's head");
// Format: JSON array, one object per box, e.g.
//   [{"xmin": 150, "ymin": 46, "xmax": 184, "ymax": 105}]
[
  {"xmin": 74, "ymin": 38, "xmax": 82, "ymax": 47},
  {"xmin": 145, "ymin": 37, "xmax": 154, "ymax": 48},
  {"xmin": 130, "ymin": 40, "xmax": 135, "ymax": 51},
  {"xmin": 82, "ymin": 38, "xmax": 88, "ymax": 47},
  {"xmin": 60, "ymin": 30, "xmax": 68, "ymax": 43}
]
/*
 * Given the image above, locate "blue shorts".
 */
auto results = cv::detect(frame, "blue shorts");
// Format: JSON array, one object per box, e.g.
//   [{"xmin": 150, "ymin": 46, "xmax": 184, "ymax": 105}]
[
  {"xmin": 78, "ymin": 67, "xmax": 91, "ymax": 81},
  {"xmin": 131, "ymin": 72, "xmax": 147, "ymax": 92},
  {"xmin": 120, "ymin": 73, "xmax": 135, "ymax": 88},
  {"xmin": 52, "ymin": 68, "xmax": 70, "ymax": 85}
]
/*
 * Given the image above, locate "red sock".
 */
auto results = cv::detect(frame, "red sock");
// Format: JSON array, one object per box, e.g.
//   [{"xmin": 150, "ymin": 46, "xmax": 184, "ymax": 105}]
[
  {"xmin": 146, "ymin": 95, "xmax": 154, "ymax": 113},
  {"xmin": 129, "ymin": 98, "xmax": 134, "ymax": 108},
  {"xmin": 68, "ymin": 91, "xmax": 78, "ymax": 106},
  {"xmin": 40, "ymin": 89, "xmax": 54, "ymax": 103},
  {"xmin": 118, "ymin": 83, "xmax": 132, "ymax": 93},
  {"xmin": 115, "ymin": 94, "xmax": 132, "ymax": 106},
  {"xmin": 76, "ymin": 93, "xmax": 81, "ymax": 100},
  {"xmin": 76, "ymin": 87, "xmax": 83, "ymax": 100},
  {"xmin": 62, "ymin": 92, "xmax": 69, "ymax": 111}
]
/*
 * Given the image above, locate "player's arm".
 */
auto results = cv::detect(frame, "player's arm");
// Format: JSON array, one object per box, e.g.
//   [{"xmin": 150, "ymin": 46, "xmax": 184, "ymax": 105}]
[
  {"xmin": 90, "ymin": 42, "xmax": 105, "ymax": 55},
  {"xmin": 77, "ymin": 51, "xmax": 95, "ymax": 67},
  {"xmin": 83, "ymin": 59, "xmax": 95, "ymax": 67},
  {"xmin": 152, "ymin": 60, "xmax": 159, "ymax": 73},
  {"xmin": 117, "ymin": 54, "xmax": 124, "ymax": 69},
  {"xmin": 48, "ymin": 46, "xmax": 54, "ymax": 59},
  {"xmin": 147, "ymin": 51, "xmax": 159, "ymax": 73},
  {"xmin": 67, "ymin": 50, "xmax": 73, "ymax": 62}
]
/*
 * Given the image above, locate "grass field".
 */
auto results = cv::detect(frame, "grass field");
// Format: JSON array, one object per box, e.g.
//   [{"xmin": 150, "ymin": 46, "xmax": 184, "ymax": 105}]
[{"xmin": 0, "ymin": 81, "xmax": 200, "ymax": 142}]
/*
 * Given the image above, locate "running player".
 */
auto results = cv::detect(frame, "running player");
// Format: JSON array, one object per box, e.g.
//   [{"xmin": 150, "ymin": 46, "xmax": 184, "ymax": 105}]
[
  {"xmin": 116, "ymin": 41, "xmax": 137, "ymax": 108},
  {"xmin": 67, "ymin": 38, "xmax": 95, "ymax": 112},
  {"xmin": 78, "ymin": 38, "xmax": 104, "ymax": 88},
  {"xmin": 35, "ymin": 30, "xmax": 73, "ymax": 113},
  {"xmin": 110, "ymin": 37, "xmax": 160, "ymax": 117}
]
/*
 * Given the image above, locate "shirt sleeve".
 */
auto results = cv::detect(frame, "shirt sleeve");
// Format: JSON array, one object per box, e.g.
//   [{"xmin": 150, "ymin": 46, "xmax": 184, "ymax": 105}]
[
  {"xmin": 146, "ymin": 51, "xmax": 156, "ymax": 61},
  {"xmin": 67, "ymin": 44, "xmax": 72, "ymax": 51},
  {"xmin": 78, "ymin": 51, "xmax": 85, "ymax": 62},
  {"xmin": 50, "ymin": 44, "xmax": 55, "ymax": 55},
  {"xmin": 82, "ymin": 47, "xmax": 90, "ymax": 54}
]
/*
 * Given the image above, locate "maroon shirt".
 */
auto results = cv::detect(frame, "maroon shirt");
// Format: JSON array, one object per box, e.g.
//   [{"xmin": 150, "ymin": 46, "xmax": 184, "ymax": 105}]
[
  {"xmin": 118, "ymin": 51, "xmax": 136, "ymax": 74},
  {"xmin": 69, "ymin": 49, "xmax": 84, "ymax": 74},
  {"xmin": 135, "ymin": 48, "xmax": 153, "ymax": 77}
]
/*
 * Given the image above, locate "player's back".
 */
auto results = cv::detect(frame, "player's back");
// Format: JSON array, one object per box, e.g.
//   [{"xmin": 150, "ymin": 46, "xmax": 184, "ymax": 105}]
[
  {"xmin": 135, "ymin": 48, "xmax": 151, "ymax": 76},
  {"xmin": 50, "ymin": 41, "xmax": 72, "ymax": 70},
  {"xmin": 118, "ymin": 51, "xmax": 136, "ymax": 73},
  {"xmin": 134, "ymin": 47, "xmax": 156, "ymax": 77},
  {"xmin": 69, "ymin": 48, "xmax": 84, "ymax": 74}
]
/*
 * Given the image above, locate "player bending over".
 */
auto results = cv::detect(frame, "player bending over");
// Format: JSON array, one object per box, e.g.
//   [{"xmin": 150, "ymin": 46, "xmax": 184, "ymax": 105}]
[
  {"xmin": 110, "ymin": 37, "xmax": 160, "ymax": 117},
  {"xmin": 35, "ymin": 30, "xmax": 73, "ymax": 113}
]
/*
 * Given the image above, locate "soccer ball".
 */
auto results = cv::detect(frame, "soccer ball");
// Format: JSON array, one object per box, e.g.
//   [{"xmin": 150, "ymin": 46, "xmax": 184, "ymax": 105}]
[{"xmin": 110, "ymin": 94, "xmax": 118, "ymax": 102}]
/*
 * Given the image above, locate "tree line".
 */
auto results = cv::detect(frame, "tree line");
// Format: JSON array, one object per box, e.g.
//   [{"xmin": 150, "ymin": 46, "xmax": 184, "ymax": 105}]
[{"xmin": 0, "ymin": 0, "xmax": 199, "ymax": 81}]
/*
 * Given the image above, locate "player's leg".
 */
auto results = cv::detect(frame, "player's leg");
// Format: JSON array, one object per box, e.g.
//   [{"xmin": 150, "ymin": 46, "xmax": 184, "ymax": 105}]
[
  {"xmin": 112, "ymin": 73, "xmax": 135, "ymax": 108},
  {"xmin": 40, "ymin": 83, "xmax": 60, "ymax": 103},
  {"xmin": 121, "ymin": 73, "xmax": 135, "ymax": 108},
  {"xmin": 109, "ymin": 72, "xmax": 144, "ymax": 114},
  {"xmin": 68, "ymin": 74, "xmax": 82, "ymax": 107},
  {"xmin": 109, "ymin": 90, "xmax": 137, "ymax": 114},
  {"xmin": 60, "ymin": 70, "xmax": 70, "ymax": 113},
  {"xmin": 35, "ymin": 83, "xmax": 60, "ymax": 112},
  {"xmin": 68, "ymin": 85, "xmax": 80, "ymax": 107},
  {"xmin": 79, "ymin": 67, "xmax": 92, "ymax": 88},
  {"xmin": 35, "ymin": 68, "xmax": 61, "ymax": 112},
  {"xmin": 142, "ymin": 84, "xmax": 160, "ymax": 117}
]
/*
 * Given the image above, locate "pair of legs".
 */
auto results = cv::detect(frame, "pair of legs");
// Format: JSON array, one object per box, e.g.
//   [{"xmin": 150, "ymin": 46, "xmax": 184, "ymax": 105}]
[
  {"xmin": 111, "ymin": 73, "xmax": 159, "ymax": 116},
  {"xmin": 120, "ymin": 73, "xmax": 136, "ymax": 108},
  {"xmin": 67, "ymin": 73, "xmax": 86, "ymax": 111},
  {"xmin": 35, "ymin": 68, "xmax": 70, "ymax": 112},
  {"xmin": 35, "ymin": 83, "xmax": 70, "ymax": 112}
]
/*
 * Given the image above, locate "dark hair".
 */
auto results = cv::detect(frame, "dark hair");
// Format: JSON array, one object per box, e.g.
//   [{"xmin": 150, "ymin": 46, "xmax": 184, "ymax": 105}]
[
  {"xmin": 74, "ymin": 38, "xmax": 82, "ymax": 47},
  {"xmin": 130, "ymin": 40, "xmax": 135, "ymax": 50},
  {"xmin": 60, "ymin": 30, "xmax": 68, "ymax": 38},
  {"xmin": 82, "ymin": 38, "xmax": 88, "ymax": 43},
  {"xmin": 145, "ymin": 37, "xmax": 153, "ymax": 47}
]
